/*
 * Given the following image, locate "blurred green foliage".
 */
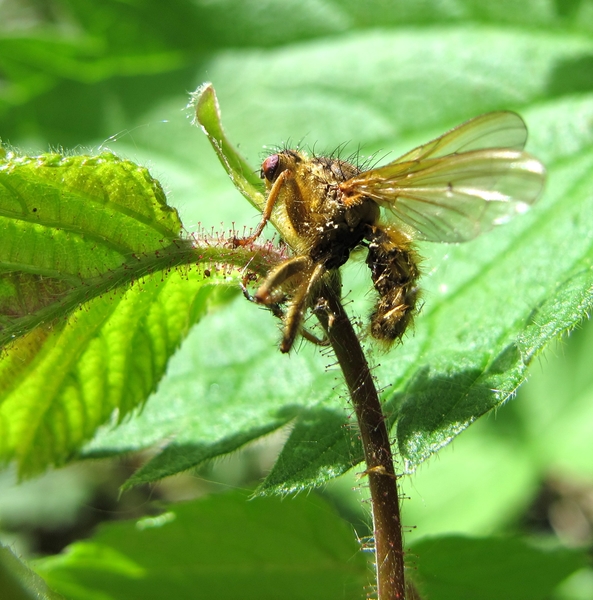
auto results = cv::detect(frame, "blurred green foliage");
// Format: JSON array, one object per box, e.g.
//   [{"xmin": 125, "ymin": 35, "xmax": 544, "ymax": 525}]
[{"xmin": 2, "ymin": 1, "xmax": 593, "ymax": 599}]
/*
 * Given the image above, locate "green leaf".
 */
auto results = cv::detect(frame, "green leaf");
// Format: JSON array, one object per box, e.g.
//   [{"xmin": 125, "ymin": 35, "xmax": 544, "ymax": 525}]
[
  {"xmin": 391, "ymin": 97, "xmax": 593, "ymax": 468},
  {"xmin": 0, "ymin": 0, "xmax": 208, "ymax": 116},
  {"xmin": 32, "ymin": 492, "xmax": 369, "ymax": 600},
  {"xmin": 5, "ymin": 2, "xmax": 593, "ymax": 495},
  {"xmin": 0, "ymin": 150, "xmax": 183, "ymax": 344},
  {"xmin": 84, "ymin": 301, "xmax": 352, "ymax": 489},
  {"xmin": 0, "ymin": 147, "xmax": 277, "ymax": 476},
  {"xmin": 409, "ymin": 536, "xmax": 588, "ymax": 600},
  {"xmin": 192, "ymin": 83, "xmax": 265, "ymax": 214},
  {"xmin": 96, "ymin": 18, "xmax": 593, "ymax": 491}
]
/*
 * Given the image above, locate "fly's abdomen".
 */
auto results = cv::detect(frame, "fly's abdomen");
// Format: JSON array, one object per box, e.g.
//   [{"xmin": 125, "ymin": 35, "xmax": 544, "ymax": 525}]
[{"xmin": 365, "ymin": 226, "xmax": 421, "ymax": 342}]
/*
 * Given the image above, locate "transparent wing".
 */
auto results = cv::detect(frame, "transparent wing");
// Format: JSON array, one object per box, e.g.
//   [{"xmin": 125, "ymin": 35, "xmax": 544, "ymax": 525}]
[
  {"xmin": 342, "ymin": 113, "xmax": 545, "ymax": 243},
  {"xmin": 395, "ymin": 111, "xmax": 528, "ymax": 162}
]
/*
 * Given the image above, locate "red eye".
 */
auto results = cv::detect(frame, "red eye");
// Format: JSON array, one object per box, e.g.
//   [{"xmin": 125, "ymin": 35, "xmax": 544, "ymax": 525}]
[{"xmin": 261, "ymin": 154, "xmax": 280, "ymax": 182}]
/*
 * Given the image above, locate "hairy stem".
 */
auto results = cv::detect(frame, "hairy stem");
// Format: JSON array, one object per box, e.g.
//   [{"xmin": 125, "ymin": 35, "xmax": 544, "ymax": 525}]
[{"xmin": 315, "ymin": 282, "xmax": 407, "ymax": 600}]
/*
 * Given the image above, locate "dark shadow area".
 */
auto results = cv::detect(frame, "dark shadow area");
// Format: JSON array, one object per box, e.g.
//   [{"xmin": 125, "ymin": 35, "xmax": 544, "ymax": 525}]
[
  {"xmin": 547, "ymin": 55, "xmax": 593, "ymax": 97},
  {"xmin": 0, "ymin": 64, "xmax": 202, "ymax": 148},
  {"xmin": 553, "ymin": 0, "xmax": 584, "ymax": 19},
  {"xmin": 1, "ymin": 457, "xmax": 163, "ymax": 556},
  {"xmin": 111, "ymin": 417, "xmax": 294, "ymax": 488}
]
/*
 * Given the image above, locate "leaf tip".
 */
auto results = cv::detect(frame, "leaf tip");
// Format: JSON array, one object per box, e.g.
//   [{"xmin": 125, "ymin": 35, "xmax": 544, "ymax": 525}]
[{"xmin": 188, "ymin": 82, "xmax": 218, "ymax": 129}]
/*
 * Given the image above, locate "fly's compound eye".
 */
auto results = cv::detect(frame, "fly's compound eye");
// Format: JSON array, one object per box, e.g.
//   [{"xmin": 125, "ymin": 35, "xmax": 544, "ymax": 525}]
[{"xmin": 261, "ymin": 154, "xmax": 280, "ymax": 182}]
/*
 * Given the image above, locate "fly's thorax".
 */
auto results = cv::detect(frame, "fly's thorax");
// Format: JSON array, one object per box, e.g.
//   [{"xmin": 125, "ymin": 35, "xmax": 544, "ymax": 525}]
[
  {"xmin": 286, "ymin": 155, "xmax": 353, "ymax": 235},
  {"xmin": 262, "ymin": 150, "xmax": 364, "ymax": 231},
  {"xmin": 306, "ymin": 199, "xmax": 379, "ymax": 270},
  {"xmin": 260, "ymin": 149, "xmax": 380, "ymax": 267}
]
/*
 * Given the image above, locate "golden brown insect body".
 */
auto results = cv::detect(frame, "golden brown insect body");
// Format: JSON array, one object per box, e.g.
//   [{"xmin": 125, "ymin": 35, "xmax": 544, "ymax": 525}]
[
  {"xmin": 242, "ymin": 112, "xmax": 545, "ymax": 353},
  {"xmin": 248, "ymin": 150, "xmax": 419, "ymax": 352},
  {"xmin": 264, "ymin": 151, "xmax": 378, "ymax": 269}
]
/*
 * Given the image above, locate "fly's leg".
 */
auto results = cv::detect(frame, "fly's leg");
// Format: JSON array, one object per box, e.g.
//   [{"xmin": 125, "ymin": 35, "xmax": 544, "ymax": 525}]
[
  {"xmin": 240, "ymin": 271, "xmax": 285, "ymax": 321},
  {"xmin": 365, "ymin": 225, "xmax": 421, "ymax": 342},
  {"xmin": 246, "ymin": 255, "xmax": 325, "ymax": 352},
  {"xmin": 233, "ymin": 169, "xmax": 290, "ymax": 246},
  {"xmin": 248, "ymin": 273, "xmax": 328, "ymax": 348},
  {"xmin": 299, "ymin": 328, "xmax": 330, "ymax": 347},
  {"xmin": 279, "ymin": 262, "xmax": 327, "ymax": 353},
  {"xmin": 253, "ymin": 255, "xmax": 310, "ymax": 305}
]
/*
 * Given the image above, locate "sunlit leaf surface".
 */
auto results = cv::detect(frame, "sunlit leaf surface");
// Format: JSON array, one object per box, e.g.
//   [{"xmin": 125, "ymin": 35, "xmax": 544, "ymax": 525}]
[{"xmin": 0, "ymin": 149, "xmax": 246, "ymax": 475}]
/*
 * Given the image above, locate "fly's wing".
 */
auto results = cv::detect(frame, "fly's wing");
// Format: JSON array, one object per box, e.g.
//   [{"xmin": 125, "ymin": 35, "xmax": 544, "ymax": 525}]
[
  {"xmin": 395, "ymin": 111, "xmax": 528, "ymax": 162},
  {"xmin": 343, "ymin": 112, "xmax": 545, "ymax": 242}
]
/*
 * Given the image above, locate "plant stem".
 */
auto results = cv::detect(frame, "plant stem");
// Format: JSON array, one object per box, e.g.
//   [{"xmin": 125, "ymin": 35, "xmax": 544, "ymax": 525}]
[{"xmin": 315, "ymin": 282, "xmax": 407, "ymax": 600}]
